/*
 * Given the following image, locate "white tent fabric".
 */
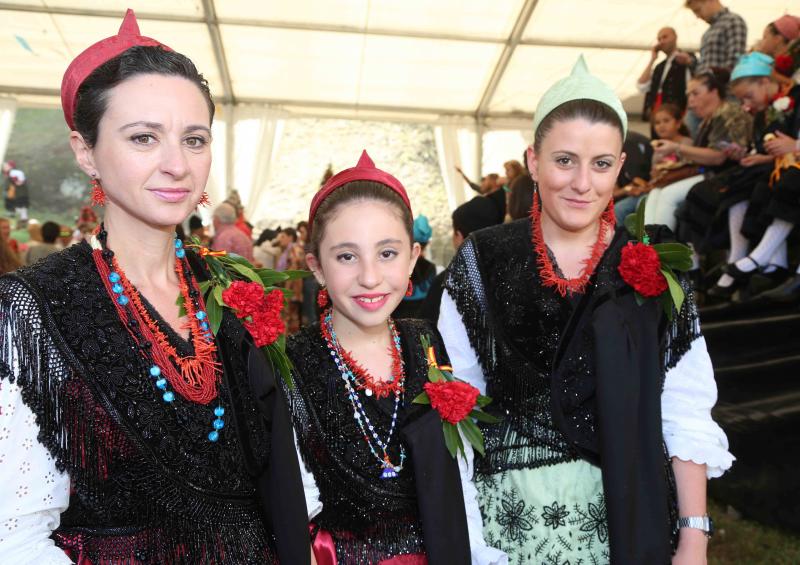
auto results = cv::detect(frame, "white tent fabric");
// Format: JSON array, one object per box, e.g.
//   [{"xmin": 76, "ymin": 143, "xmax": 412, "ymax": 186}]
[
  {"xmin": 0, "ymin": 0, "xmax": 796, "ymax": 204},
  {"xmin": 0, "ymin": 98, "xmax": 17, "ymax": 165},
  {"xmin": 434, "ymin": 121, "xmax": 478, "ymax": 210}
]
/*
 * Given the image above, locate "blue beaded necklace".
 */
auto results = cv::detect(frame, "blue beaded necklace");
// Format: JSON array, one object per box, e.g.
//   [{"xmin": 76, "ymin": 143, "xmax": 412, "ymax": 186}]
[
  {"xmin": 92, "ymin": 228, "xmax": 225, "ymax": 443},
  {"xmin": 322, "ymin": 311, "xmax": 406, "ymax": 479}
]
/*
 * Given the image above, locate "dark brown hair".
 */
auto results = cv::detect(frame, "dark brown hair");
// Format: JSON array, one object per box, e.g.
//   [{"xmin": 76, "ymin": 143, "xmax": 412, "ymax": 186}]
[
  {"xmin": 652, "ymin": 103, "xmax": 691, "ymax": 138},
  {"xmin": 74, "ymin": 45, "xmax": 214, "ymax": 147},
  {"xmin": 309, "ymin": 181, "xmax": 413, "ymax": 257},
  {"xmin": 690, "ymin": 68, "xmax": 730, "ymax": 99},
  {"xmin": 508, "ymin": 173, "xmax": 535, "ymax": 220},
  {"xmin": 533, "ymin": 99, "xmax": 624, "ymax": 152}
]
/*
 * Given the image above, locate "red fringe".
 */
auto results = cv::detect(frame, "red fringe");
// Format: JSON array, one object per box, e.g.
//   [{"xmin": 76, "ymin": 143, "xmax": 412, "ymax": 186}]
[{"xmin": 530, "ymin": 191, "xmax": 615, "ymax": 297}]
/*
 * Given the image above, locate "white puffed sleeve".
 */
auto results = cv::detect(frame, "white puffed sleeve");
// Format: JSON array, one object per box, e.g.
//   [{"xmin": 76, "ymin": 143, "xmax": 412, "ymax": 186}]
[
  {"xmin": 661, "ymin": 335, "xmax": 734, "ymax": 479},
  {"xmin": 0, "ymin": 379, "xmax": 72, "ymax": 564},
  {"xmin": 293, "ymin": 431, "xmax": 322, "ymax": 520},
  {"xmin": 439, "ymin": 291, "xmax": 507, "ymax": 565}
]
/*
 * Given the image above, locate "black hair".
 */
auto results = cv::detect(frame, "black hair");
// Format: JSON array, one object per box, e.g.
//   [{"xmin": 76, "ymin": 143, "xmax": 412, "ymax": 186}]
[
  {"xmin": 534, "ymin": 99, "xmax": 625, "ymax": 152},
  {"xmin": 690, "ymin": 67, "xmax": 730, "ymax": 99},
  {"xmin": 309, "ymin": 181, "xmax": 413, "ymax": 258},
  {"xmin": 281, "ymin": 227, "xmax": 298, "ymax": 242},
  {"xmin": 188, "ymin": 214, "xmax": 204, "ymax": 231},
  {"xmin": 508, "ymin": 174, "xmax": 535, "ymax": 220},
  {"xmin": 41, "ymin": 221, "xmax": 60, "ymax": 244},
  {"xmin": 73, "ymin": 45, "xmax": 214, "ymax": 147},
  {"xmin": 452, "ymin": 196, "xmax": 501, "ymax": 238}
]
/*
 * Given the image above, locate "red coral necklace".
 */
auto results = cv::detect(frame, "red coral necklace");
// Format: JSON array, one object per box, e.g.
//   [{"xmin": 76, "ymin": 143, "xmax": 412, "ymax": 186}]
[{"xmin": 530, "ymin": 190, "xmax": 615, "ymax": 297}]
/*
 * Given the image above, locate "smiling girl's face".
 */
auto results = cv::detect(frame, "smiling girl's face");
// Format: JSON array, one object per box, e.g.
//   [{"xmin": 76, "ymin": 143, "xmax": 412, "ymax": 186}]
[
  {"xmin": 308, "ymin": 199, "xmax": 419, "ymax": 332},
  {"xmin": 527, "ymin": 118, "xmax": 624, "ymax": 235}
]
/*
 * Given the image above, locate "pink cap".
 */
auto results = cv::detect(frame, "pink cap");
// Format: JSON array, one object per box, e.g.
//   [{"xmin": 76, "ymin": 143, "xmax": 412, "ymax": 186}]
[
  {"xmin": 60, "ymin": 9, "xmax": 170, "ymax": 130},
  {"xmin": 773, "ymin": 14, "xmax": 800, "ymax": 41},
  {"xmin": 308, "ymin": 150, "xmax": 411, "ymax": 230}
]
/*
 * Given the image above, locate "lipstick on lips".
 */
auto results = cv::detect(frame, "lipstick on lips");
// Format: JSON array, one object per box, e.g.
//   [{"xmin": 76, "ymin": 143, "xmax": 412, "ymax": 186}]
[
  {"xmin": 353, "ymin": 293, "xmax": 390, "ymax": 312},
  {"xmin": 562, "ymin": 196, "xmax": 592, "ymax": 209},
  {"xmin": 148, "ymin": 187, "xmax": 191, "ymax": 203}
]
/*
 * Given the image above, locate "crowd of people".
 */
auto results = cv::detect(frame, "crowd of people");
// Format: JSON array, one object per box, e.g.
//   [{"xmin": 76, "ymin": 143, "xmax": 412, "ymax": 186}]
[
  {"xmin": 0, "ymin": 2, "xmax": 797, "ymax": 564},
  {"xmin": 616, "ymin": 2, "xmax": 800, "ymax": 304}
]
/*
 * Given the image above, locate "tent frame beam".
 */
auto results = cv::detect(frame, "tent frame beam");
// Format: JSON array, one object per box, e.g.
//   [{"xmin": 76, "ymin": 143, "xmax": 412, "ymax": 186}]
[{"xmin": 0, "ymin": 3, "xmax": 681, "ymax": 52}]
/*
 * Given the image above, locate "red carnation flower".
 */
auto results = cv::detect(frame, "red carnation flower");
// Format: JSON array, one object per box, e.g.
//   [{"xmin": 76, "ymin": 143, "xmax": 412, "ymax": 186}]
[
  {"xmin": 424, "ymin": 381, "xmax": 480, "ymax": 425},
  {"xmin": 618, "ymin": 242, "xmax": 668, "ymax": 297},
  {"xmin": 222, "ymin": 280, "xmax": 265, "ymax": 318},
  {"xmin": 775, "ymin": 54, "xmax": 794, "ymax": 76},
  {"xmin": 244, "ymin": 288, "xmax": 285, "ymax": 347}
]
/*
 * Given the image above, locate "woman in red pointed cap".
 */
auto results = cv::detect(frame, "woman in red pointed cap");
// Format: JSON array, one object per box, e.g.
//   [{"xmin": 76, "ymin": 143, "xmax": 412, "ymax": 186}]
[
  {"xmin": 0, "ymin": 10, "xmax": 309, "ymax": 565},
  {"xmin": 282, "ymin": 151, "xmax": 495, "ymax": 564}
]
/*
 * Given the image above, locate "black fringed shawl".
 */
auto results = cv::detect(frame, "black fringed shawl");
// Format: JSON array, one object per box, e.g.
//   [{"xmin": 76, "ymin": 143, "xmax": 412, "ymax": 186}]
[
  {"xmin": 0, "ymin": 242, "xmax": 309, "ymax": 565},
  {"xmin": 285, "ymin": 318, "xmax": 471, "ymax": 565},
  {"xmin": 445, "ymin": 219, "xmax": 701, "ymax": 564}
]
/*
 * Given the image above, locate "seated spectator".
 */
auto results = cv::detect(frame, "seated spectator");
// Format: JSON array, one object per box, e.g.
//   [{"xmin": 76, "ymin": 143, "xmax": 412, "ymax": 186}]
[
  {"xmin": 0, "ymin": 217, "xmax": 20, "ymax": 257},
  {"xmin": 188, "ymin": 214, "xmax": 211, "ymax": 246},
  {"xmin": 614, "ymin": 104, "xmax": 693, "ymax": 223},
  {"xmin": 637, "ymin": 27, "xmax": 693, "ymax": 127},
  {"xmin": 212, "ymin": 202, "xmax": 254, "ymax": 261},
  {"xmin": 0, "ymin": 218, "xmax": 21, "ymax": 275},
  {"xmin": 419, "ymin": 196, "xmax": 501, "ymax": 321},
  {"xmin": 648, "ymin": 70, "xmax": 752, "ymax": 231},
  {"xmin": 394, "ymin": 215, "xmax": 437, "ymax": 319},
  {"xmin": 699, "ymin": 53, "xmax": 800, "ymax": 299},
  {"xmin": 25, "ymin": 221, "xmax": 60, "ymax": 265}
]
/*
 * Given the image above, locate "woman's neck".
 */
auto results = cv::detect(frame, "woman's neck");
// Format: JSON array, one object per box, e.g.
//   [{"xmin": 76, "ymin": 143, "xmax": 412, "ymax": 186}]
[
  {"xmin": 540, "ymin": 210, "xmax": 602, "ymax": 252},
  {"xmin": 103, "ymin": 207, "xmax": 177, "ymax": 287}
]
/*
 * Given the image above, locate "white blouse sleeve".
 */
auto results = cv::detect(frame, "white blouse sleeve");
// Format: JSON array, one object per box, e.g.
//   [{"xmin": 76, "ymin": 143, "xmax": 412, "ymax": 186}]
[
  {"xmin": 661, "ymin": 335, "xmax": 734, "ymax": 479},
  {"xmin": 0, "ymin": 379, "xmax": 72, "ymax": 564},
  {"xmin": 439, "ymin": 291, "xmax": 507, "ymax": 565},
  {"xmin": 293, "ymin": 430, "xmax": 322, "ymax": 521}
]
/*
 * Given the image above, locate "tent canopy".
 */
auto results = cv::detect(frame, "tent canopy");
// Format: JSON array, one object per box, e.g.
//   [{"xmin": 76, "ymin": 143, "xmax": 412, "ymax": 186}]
[{"xmin": 1, "ymin": 0, "xmax": 796, "ymax": 126}]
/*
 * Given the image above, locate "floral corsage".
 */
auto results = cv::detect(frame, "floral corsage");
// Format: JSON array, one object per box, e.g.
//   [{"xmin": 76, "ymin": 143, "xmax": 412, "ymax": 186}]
[
  {"xmin": 178, "ymin": 239, "xmax": 308, "ymax": 387},
  {"xmin": 413, "ymin": 336, "xmax": 499, "ymax": 459},
  {"xmin": 619, "ymin": 198, "xmax": 692, "ymax": 320},
  {"xmin": 766, "ymin": 93, "xmax": 795, "ymax": 124}
]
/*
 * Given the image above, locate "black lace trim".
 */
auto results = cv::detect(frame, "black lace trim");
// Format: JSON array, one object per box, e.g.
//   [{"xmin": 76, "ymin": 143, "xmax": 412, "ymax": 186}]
[
  {"xmin": 0, "ymin": 243, "xmax": 277, "ymax": 564},
  {"xmin": 286, "ymin": 318, "xmax": 442, "ymax": 563}
]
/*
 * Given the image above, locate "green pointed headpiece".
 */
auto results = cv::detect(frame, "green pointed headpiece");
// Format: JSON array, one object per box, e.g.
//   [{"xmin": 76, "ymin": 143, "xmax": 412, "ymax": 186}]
[{"xmin": 532, "ymin": 55, "xmax": 628, "ymax": 137}]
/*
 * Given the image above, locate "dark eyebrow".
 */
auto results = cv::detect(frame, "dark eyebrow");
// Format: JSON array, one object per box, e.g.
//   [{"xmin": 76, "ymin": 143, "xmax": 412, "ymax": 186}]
[
  {"xmin": 329, "ymin": 238, "xmax": 403, "ymax": 251},
  {"xmin": 118, "ymin": 121, "xmax": 211, "ymax": 136},
  {"xmin": 551, "ymin": 150, "xmax": 616, "ymax": 160}
]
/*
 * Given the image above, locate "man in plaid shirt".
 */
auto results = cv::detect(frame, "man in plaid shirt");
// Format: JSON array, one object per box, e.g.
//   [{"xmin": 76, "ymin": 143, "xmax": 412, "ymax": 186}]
[{"xmin": 684, "ymin": 0, "xmax": 747, "ymax": 72}]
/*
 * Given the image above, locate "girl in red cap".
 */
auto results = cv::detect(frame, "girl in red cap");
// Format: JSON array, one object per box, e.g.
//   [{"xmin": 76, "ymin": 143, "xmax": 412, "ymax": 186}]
[
  {"xmin": 0, "ymin": 10, "xmax": 309, "ymax": 564},
  {"xmin": 285, "ymin": 151, "xmax": 495, "ymax": 564}
]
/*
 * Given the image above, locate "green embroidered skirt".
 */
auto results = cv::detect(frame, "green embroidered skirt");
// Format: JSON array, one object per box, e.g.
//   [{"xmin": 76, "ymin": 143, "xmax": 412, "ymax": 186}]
[{"xmin": 476, "ymin": 460, "xmax": 610, "ymax": 565}]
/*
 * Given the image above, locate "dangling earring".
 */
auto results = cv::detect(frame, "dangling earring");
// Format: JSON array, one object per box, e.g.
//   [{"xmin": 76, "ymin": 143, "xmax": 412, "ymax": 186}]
[
  {"xmin": 199, "ymin": 191, "xmax": 211, "ymax": 207},
  {"xmin": 90, "ymin": 176, "xmax": 105, "ymax": 207},
  {"xmin": 405, "ymin": 279, "xmax": 414, "ymax": 297},
  {"xmin": 317, "ymin": 287, "xmax": 329, "ymax": 308}
]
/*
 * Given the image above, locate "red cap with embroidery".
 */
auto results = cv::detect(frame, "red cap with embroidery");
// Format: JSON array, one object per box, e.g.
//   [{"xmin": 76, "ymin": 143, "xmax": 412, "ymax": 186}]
[
  {"xmin": 60, "ymin": 9, "xmax": 170, "ymax": 130},
  {"xmin": 308, "ymin": 150, "xmax": 411, "ymax": 230}
]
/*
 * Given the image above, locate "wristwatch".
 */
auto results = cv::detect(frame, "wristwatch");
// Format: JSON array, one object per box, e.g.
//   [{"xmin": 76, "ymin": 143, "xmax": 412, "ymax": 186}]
[{"xmin": 677, "ymin": 515, "xmax": 714, "ymax": 538}]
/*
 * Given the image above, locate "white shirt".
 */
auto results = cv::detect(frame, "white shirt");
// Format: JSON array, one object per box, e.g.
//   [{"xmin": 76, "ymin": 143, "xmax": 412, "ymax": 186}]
[
  {"xmin": 0, "ymin": 379, "xmax": 72, "ymax": 564},
  {"xmin": 637, "ymin": 52, "xmax": 692, "ymax": 97}
]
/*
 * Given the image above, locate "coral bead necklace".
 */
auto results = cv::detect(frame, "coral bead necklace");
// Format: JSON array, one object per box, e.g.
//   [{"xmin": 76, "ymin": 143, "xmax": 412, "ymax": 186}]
[{"xmin": 90, "ymin": 226, "xmax": 226, "ymax": 442}]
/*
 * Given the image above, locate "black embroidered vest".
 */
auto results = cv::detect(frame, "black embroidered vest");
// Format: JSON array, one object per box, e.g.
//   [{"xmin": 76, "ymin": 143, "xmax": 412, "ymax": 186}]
[
  {"xmin": 285, "ymin": 318, "xmax": 470, "ymax": 565},
  {"xmin": 0, "ymin": 243, "xmax": 282, "ymax": 564},
  {"xmin": 445, "ymin": 219, "xmax": 700, "ymax": 563}
]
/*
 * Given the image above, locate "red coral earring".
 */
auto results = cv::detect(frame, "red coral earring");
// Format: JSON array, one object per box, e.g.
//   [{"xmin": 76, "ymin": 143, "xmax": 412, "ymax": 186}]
[
  {"xmin": 317, "ymin": 287, "xmax": 329, "ymax": 308},
  {"xmin": 90, "ymin": 177, "xmax": 105, "ymax": 206},
  {"xmin": 199, "ymin": 191, "xmax": 211, "ymax": 207},
  {"xmin": 405, "ymin": 280, "xmax": 414, "ymax": 297}
]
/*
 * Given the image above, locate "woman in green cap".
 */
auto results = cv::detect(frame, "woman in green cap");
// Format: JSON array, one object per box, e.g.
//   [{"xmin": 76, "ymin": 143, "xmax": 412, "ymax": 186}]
[{"xmin": 439, "ymin": 57, "xmax": 732, "ymax": 564}]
